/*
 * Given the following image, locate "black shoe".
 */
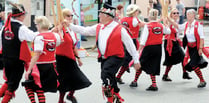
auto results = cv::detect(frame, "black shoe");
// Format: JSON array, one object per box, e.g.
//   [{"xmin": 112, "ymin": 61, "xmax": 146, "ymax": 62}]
[
  {"xmin": 66, "ymin": 95, "xmax": 77, "ymax": 103},
  {"xmin": 162, "ymin": 75, "xmax": 172, "ymax": 81},
  {"xmin": 197, "ymin": 82, "xmax": 207, "ymax": 88},
  {"xmin": 183, "ymin": 72, "xmax": 192, "ymax": 79},
  {"xmin": 81, "ymin": 38, "xmax": 88, "ymax": 41},
  {"xmin": 116, "ymin": 78, "xmax": 125, "ymax": 84},
  {"xmin": 146, "ymin": 85, "xmax": 158, "ymax": 91},
  {"xmin": 129, "ymin": 81, "xmax": 138, "ymax": 87}
]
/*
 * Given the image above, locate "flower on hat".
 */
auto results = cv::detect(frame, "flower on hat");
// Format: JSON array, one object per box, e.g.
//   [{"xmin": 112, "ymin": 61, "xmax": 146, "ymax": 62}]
[{"xmin": 99, "ymin": 3, "xmax": 116, "ymax": 18}]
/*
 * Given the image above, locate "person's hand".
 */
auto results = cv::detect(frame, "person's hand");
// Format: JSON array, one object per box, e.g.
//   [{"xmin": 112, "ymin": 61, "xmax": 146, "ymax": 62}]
[
  {"xmin": 199, "ymin": 48, "xmax": 203, "ymax": 56},
  {"xmin": 25, "ymin": 70, "xmax": 31, "ymax": 80},
  {"xmin": 134, "ymin": 62, "xmax": 141, "ymax": 71},
  {"xmin": 62, "ymin": 19, "xmax": 70, "ymax": 27},
  {"xmin": 51, "ymin": 26, "xmax": 59, "ymax": 33},
  {"xmin": 77, "ymin": 58, "xmax": 83, "ymax": 66}
]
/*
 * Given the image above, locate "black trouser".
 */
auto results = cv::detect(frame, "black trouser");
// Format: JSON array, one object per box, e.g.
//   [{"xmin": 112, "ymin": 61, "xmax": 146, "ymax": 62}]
[
  {"xmin": 100, "ymin": 56, "xmax": 123, "ymax": 93},
  {"xmin": 122, "ymin": 39, "xmax": 137, "ymax": 67},
  {"xmin": 0, "ymin": 54, "xmax": 3, "ymax": 69},
  {"xmin": 3, "ymin": 58, "xmax": 24, "ymax": 92}
]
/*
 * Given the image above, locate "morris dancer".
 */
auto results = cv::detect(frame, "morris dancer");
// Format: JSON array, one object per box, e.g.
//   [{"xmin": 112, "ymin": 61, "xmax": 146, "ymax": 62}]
[
  {"xmin": 67, "ymin": 3, "xmax": 140, "ymax": 103},
  {"xmin": 169, "ymin": 9, "xmax": 207, "ymax": 88},
  {"xmin": 0, "ymin": 4, "xmax": 37, "ymax": 103},
  {"xmin": 129, "ymin": 9, "xmax": 170, "ymax": 91},
  {"xmin": 23, "ymin": 16, "xmax": 62, "ymax": 103},
  {"xmin": 162, "ymin": 8, "xmax": 192, "ymax": 81},
  {"xmin": 56, "ymin": 8, "xmax": 91, "ymax": 103},
  {"xmin": 116, "ymin": 4, "xmax": 145, "ymax": 84}
]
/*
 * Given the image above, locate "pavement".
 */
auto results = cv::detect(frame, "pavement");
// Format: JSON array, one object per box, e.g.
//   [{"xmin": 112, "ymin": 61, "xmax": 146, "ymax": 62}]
[{"xmin": 0, "ymin": 26, "xmax": 209, "ymax": 103}]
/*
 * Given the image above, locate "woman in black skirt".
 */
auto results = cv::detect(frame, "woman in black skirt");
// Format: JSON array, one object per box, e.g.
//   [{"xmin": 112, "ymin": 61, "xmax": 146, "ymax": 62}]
[
  {"xmin": 56, "ymin": 9, "xmax": 91, "ymax": 103},
  {"xmin": 169, "ymin": 9, "xmax": 207, "ymax": 88},
  {"xmin": 131, "ymin": 9, "xmax": 171, "ymax": 91},
  {"xmin": 24, "ymin": 16, "xmax": 62, "ymax": 103},
  {"xmin": 162, "ymin": 8, "xmax": 192, "ymax": 81}
]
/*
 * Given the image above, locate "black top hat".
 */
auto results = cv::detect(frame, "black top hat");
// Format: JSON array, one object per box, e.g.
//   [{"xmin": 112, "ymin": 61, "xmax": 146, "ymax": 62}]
[
  {"xmin": 99, "ymin": 2, "xmax": 116, "ymax": 18},
  {"xmin": 12, "ymin": 4, "xmax": 26, "ymax": 16}
]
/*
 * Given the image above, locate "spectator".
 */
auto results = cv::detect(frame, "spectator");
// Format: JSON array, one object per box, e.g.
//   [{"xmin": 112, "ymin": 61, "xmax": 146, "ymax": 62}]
[
  {"xmin": 147, "ymin": 0, "xmax": 154, "ymax": 17},
  {"xmin": 205, "ymin": 0, "xmax": 209, "ymax": 19},
  {"xmin": 153, "ymin": 0, "xmax": 162, "ymax": 16},
  {"xmin": 80, "ymin": 5, "xmax": 87, "ymax": 41},
  {"xmin": 168, "ymin": 0, "xmax": 172, "ymax": 13},
  {"xmin": 206, "ymin": 0, "xmax": 209, "ymax": 9},
  {"xmin": 176, "ymin": 0, "xmax": 185, "ymax": 24}
]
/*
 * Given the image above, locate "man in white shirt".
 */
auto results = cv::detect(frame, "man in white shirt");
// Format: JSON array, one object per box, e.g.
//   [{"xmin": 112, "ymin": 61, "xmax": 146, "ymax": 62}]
[
  {"xmin": 0, "ymin": 4, "xmax": 37, "ymax": 103},
  {"xmin": 68, "ymin": 2, "xmax": 140, "ymax": 103}
]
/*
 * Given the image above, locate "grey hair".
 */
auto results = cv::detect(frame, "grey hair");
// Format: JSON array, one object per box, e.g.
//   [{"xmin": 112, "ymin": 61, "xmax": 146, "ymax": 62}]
[
  {"xmin": 186, "ymin": 9, "xmax": 198, "ymax": 19},
  {"xmin": 186, "ymin": 9, "xmax": 196, "ymax": 15}
]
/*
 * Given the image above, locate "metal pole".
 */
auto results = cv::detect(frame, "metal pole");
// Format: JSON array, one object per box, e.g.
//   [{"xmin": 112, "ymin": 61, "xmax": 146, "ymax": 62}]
[
  {"xmin": 44, "ymin": 0, "xmax": 46, "ymax": 16},
  {"xmin": 98, "ymin": 0, "xmax": 101, "ymax": 23},
  {"xmin": 129, "ymin": 0, "xmax": 131, "ymax": 4}
]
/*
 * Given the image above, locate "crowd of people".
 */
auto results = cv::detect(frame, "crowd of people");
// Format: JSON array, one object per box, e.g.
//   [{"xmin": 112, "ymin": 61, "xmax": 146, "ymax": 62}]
[{"xmin": 0, "ymin": 0, "xmax": 208, "ymax": 103}]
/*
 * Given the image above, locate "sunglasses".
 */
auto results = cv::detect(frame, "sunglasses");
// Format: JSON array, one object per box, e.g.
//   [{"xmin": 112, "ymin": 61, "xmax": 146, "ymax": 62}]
[
  {"xmin": 66, "ymin": 14, "xmax": 73, "ymax": 17},
  {"xmin": 172, "ymin": 12, "xmax": 179, "ymax": 15}
]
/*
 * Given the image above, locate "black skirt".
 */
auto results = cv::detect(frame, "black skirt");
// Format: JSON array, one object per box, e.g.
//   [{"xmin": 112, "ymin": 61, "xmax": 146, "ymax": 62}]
[
  {"xmin": 185, "ymin": 46, "xmax": 208, "ymax": 72},
  {"xmin": 22, "ymin": 63, "xmax": 58, "ymax": 93},
  {"xmin": 56, "ymin": 55, "xmax": 92, "ymax": 92},
  {"xmin": 163, "ymin": 40, "xmax": 185, "ymax": 66},
  {"xmin": 38, "ymin": 63, "xmax": 58, "ymax": 92},
  {"xmin": 140, "ymin": 44, "xmax": 162, "ymax": 75}
]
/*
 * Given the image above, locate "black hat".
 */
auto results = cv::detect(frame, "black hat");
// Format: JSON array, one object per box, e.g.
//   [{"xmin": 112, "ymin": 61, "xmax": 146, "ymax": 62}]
[
  {"xmin": 12, "ymin": 4, "xmax": 26, "ymax": 16},
  {"xmin": 99, "ymin": 3, "xmax": 116, "ymax": 18}
]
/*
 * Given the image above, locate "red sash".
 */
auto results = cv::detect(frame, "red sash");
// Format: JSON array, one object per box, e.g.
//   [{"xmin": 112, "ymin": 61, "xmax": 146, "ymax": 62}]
[{"xmin": 203, "ymin": 47, "xmax": 209, "ymax": 58}]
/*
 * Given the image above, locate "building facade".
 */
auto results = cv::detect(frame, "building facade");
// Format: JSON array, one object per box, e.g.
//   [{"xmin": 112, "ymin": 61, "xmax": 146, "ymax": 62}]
[{"xmin": 3, "ymin": 0, "xmax": 208, "ymax": 28}]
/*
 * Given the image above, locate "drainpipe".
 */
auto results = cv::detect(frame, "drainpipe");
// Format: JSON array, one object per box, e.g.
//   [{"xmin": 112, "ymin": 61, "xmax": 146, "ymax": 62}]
[{"xmin": 98, "ymin": 0, "xmax": 101, "ymax": 23}]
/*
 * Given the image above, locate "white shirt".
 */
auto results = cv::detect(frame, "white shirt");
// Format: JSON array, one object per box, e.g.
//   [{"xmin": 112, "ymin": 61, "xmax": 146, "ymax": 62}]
[
  {"xmin": 70, "ymin": 21, "xmax": 140, "ymax": 63},
  {"xmin": 34, "ymin": 32, "xmax": 61, "ymax": 52},
  {"xmin": 132, "ymin": 18, "xmax": 143, "ymax": 40},
  {"xmin": 132, "ymin": 17, "xmax": 140, "ymax": 27},
  {"xmin": 178, "ymin": 20, "xmax": 204, "ymax": 42},
  {"xmin": 140, "ymin": 21, "xmax": 171, "ymax": 45},
  {"xmin": 0, "ymin": 19, "xmax": 38, "ymax": 49}
]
